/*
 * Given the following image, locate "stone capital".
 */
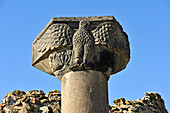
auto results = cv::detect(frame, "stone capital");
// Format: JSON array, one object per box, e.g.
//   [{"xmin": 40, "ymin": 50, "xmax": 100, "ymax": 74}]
[{"xmin": 32, "ymin": 16, "xmax": 130, "ymax": 80}]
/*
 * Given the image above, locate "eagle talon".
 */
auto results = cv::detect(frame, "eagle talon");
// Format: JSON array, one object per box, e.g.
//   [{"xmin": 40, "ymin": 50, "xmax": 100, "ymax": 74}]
[
  {"xmin": 80, "ymin": 62, "xmax": 86, "ymax": 68},
  {"xmin": 70, "ymin": 63, "xmax": 80, "ymax": 70}
]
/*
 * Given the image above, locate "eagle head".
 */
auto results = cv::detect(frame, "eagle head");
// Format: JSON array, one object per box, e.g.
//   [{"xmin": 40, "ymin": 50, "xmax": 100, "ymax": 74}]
[{"xmin": 79, "ymin": 20, "xmax": 90, "ymax": 28}]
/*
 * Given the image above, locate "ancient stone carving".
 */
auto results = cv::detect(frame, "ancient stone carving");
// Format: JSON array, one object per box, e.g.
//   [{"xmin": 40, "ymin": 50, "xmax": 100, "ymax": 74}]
[
  {"xmin": 71, "ymin": 20, "xmax": 94, "ymax": 70},
  {"xmin": 32, "ymin": 16, "xmax": 130, "ymax": 80}
]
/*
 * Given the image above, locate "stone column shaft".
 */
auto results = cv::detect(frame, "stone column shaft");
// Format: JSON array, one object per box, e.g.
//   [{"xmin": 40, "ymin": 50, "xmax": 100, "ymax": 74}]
[{"xmin": 61, "ymin": 70, "xmax": 109, "ymax": 113}]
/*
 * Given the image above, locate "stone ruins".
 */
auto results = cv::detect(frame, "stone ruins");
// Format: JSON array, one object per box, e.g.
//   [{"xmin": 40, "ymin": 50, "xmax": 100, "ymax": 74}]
[
  {"xmin": 0, "ymin": 16, "xmax": 168, "ymax": 113},
  {"xmin": 32, "ymin": 16, "xmax": 130, "ymax": 113},
  {"xmin": 0, "ymin": 90, "xmax": 168, "ymax": 113}
]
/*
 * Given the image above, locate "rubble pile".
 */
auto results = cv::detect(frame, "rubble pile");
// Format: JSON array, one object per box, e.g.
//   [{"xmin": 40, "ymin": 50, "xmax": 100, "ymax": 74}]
[
  {"xmin": 0, "ymin": 90, "xmax": 61, "ymax": 113},
  {"xmin": 0, "ymin": 90, "xmax": 168, "ymax": 113},
  {"xmin": 110, "ymin": 92, "xmax": 168, "ymax": 113}
]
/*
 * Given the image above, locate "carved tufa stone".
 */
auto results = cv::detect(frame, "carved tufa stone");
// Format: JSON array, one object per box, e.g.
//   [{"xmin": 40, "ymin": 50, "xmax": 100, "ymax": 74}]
[{"xmin": 32, "ymin": 16, "xmax": 130, "ymax": 80}]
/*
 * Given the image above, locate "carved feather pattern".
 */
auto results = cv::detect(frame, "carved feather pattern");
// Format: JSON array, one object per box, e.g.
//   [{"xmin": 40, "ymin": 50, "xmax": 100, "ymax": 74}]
[
  {"xmin": 35, "ymin": 24, "xmax": 75, "ymax": 53},
  {"xmin": 92, "ymin": 22, "xmax": 115, "ymax": 46},
  {"xmin": 92, "ymin": 22, "xmax": 129, "ymax": 55}
]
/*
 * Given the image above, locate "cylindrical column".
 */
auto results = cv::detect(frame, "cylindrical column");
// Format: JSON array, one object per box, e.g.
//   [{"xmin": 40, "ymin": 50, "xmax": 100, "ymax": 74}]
[{"xmin": 61, "ymin": 70, "xmax": 109, "ymax": 113}]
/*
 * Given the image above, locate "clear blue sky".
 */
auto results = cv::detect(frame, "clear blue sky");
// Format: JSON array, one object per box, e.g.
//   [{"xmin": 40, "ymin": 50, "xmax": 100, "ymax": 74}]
[{"xmin": 0, "ymin": 0, "xmax": 170, "ymax": 111}]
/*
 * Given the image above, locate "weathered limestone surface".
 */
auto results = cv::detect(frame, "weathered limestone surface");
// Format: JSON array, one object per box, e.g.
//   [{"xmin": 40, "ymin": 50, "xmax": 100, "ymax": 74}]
[
  {"xmin": 0, "ymin": 90, "xmax": 168, "ymax": 113},
  {"xmin": 110, "ymin": 92, "xmax": 168, "ymax": 113},
  {"xmin": 32, "ymin": 16, "xmax": 130, "ymax": 113},
  {"xmin": 0, "ymin": 90, "xmax": 61, "ymax": 113},
  {"xmin": 32, "ymin": 16, "xmax": 130, "ymax": 80},
  {"xmin": 61, "ymin": 70, "xmax": 109, "ymax": 113}
]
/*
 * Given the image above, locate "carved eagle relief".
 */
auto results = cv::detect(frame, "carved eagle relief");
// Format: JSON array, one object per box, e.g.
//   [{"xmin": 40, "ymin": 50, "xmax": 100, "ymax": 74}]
[
  {"xmin": 35, "ymin": 23, "xmax": 74, "ymax": 53},
  {"xmin": 33, "ymin": 19, "xmax": 129, "ymax": 79},
  {"xmin": 35, "ymin": 21, "xmax": 118, "ymax": 52}
]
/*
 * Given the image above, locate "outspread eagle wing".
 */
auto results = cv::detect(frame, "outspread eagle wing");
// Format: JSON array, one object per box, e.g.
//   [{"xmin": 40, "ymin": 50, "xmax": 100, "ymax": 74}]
[
  {"xmin": 92, "ymin": 22, "xmax": 129, "ymax": 56},
  {"xmin": 35, "ymin": 23, "xmax": 75, "ymax": 53}
]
